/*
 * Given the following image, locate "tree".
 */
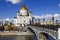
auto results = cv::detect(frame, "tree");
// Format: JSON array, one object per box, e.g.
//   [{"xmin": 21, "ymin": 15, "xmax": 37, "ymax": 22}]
[
  {"xmin": 13, "ymin": 26, "xmax": 18, "ymax": 31},
  {"xmin": 0, "ymin": 26, "xmax": 4, "ymax": 31},
  {"xmin": 35, "ymin": 22, "xmax": 41, "ymax": 26},
  {"xmin": 6, "ymin": 25, "xmax": 12, "ymax": 31},
  {"xmin": 0, "ymin": 26, "xmax": 2, "ymax": 30}
]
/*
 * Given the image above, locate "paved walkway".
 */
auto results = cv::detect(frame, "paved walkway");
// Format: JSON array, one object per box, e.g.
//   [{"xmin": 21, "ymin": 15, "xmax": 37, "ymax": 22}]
[{"xmin": 0, "ymin": 30, "xmax": 33, "ymax": 35}]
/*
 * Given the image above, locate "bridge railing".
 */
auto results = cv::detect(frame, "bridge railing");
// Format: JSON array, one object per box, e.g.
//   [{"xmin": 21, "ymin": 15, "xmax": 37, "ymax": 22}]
[
  {"xmin": 30, "ymin": 25, "xmax": 59, "ymax": 31},
  {"xmin": 29, "ymin": 26, "xmax": 58, "ymax": 39}
]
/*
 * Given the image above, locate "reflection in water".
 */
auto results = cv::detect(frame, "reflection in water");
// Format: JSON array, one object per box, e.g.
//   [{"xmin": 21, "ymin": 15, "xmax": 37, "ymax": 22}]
[
  {"xmin": 0, "ymin": 35, "xmax": 34, "ymax": 40},
  {"xmin": 0, "ymin": 34, "xmax": 54, "ymax": 40}
]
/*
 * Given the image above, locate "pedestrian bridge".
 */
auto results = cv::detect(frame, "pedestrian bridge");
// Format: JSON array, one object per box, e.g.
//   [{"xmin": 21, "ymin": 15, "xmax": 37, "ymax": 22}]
[{"xmin": 28, "ymin": 26, "xmax": 58, "ymax": 40}]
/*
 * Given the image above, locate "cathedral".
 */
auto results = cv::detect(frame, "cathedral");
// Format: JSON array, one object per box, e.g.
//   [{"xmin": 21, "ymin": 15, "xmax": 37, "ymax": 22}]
[{"xmin": 14, "ymin": 5, "xmax": 32, "ymax": 28}]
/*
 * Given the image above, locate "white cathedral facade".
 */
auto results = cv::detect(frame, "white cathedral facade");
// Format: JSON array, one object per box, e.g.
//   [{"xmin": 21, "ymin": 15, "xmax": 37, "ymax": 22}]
[{"xmin": 14, "ymin": 5, "xmax": 32, "ymax": 27}]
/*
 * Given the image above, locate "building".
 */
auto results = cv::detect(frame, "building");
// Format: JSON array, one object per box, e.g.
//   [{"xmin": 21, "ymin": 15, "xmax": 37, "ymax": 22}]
[{"xmin": 14, "ymin": 5, "xmax": 32, "ymax": 27}]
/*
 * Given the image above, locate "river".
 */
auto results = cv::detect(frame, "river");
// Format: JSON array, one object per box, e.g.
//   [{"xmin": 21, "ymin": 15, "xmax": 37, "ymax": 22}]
[{"xmin": 0, "ymin": 35, "xmax": 35, "ymax": 40}]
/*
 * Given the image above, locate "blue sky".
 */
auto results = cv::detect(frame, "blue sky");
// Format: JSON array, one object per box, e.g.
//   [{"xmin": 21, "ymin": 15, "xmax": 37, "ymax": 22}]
[{"xmin": 0, "ymin": 0, "xmax": 60, "ymax": 18}]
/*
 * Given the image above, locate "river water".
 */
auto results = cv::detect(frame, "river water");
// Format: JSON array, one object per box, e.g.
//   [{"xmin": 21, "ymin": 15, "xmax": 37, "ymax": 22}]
[
  {"xmin": 0, "ymin": 35, "xmax": 55, "ymax": 40},
  {"xmin": 0, "ymin": 35, "xmax": 35, "ymax": 40}
]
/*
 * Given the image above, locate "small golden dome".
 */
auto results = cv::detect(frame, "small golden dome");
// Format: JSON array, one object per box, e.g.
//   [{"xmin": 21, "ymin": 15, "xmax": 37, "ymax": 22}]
[{"xmin": 21, "ymin": 5, "xmax": 28, "ymax": 10}]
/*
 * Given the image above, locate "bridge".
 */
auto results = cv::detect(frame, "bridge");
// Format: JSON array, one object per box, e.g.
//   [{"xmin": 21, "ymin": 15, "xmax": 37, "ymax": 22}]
[{"xmin": 28, "ymin": 25, "xmax": 58, "ymax": 40}]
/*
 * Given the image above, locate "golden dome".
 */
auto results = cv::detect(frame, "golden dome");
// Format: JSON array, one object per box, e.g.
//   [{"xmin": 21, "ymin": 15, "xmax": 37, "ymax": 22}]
[{"xmin": 21, "ymin": 5, "xmax": 28, "ymax": 10}]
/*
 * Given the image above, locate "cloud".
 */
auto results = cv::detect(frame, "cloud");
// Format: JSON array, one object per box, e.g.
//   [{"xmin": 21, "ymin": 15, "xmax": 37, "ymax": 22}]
[
  {"xmin": 33, "ymin": 15, "xmax": 40, "ymax": 19},
  {"xmin": 33, "ymin": 14, "xmax": 60, "ymax": 21},
  {"xmin": 33, "ymin": 14, "xmax": 52, "ymax": 19},
  {"xmin": 58, "ymin": 3, "xmax": 60, "ymax": 7},
  {"xmin": 6, "ymin": 18, "xmax": 10, "ymax": 21},
  {"xmin": 6, "ymin": 0, "xmax": 21, "ymax": 4},
  {"xmin": 45, "ymin": 14, "xmax": 52, "ymax": 18},
  {"xmin": 54, "ymin": 14, "xmax": 60, "ymax": 17},
  {"xmin": 54, "ymin": 14, "xmax": 60, "ymax": 21}
]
